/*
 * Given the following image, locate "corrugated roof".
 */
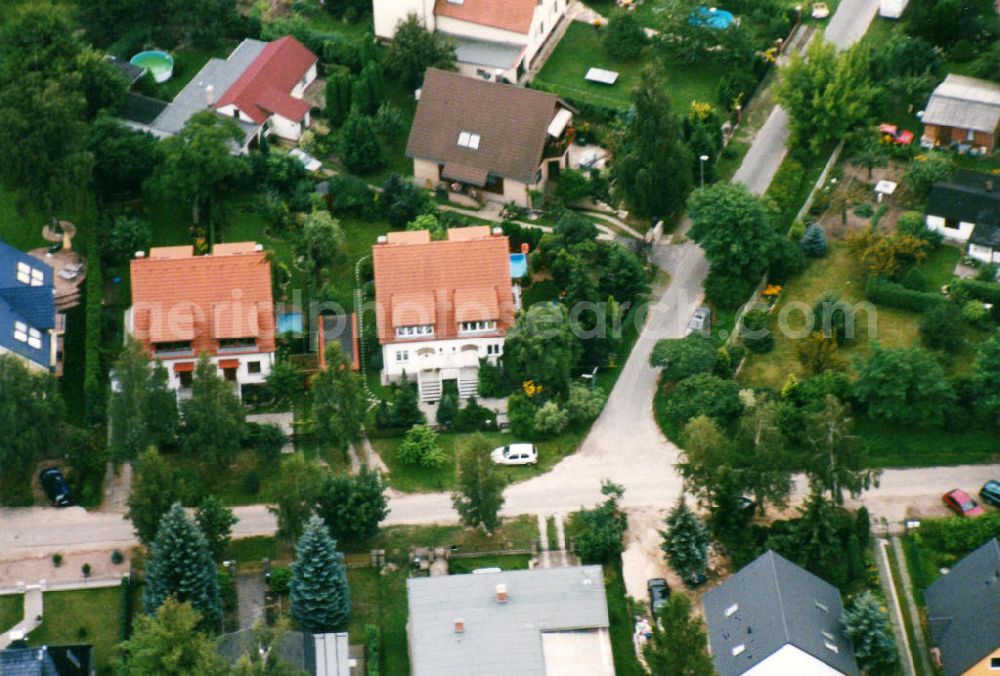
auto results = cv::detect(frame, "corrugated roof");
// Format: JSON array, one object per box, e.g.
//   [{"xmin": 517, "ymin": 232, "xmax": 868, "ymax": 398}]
[
  {"xmin": 926, "ymin": 539, "xmax": 1000, "ymax": 676},
  {"xmin": 406, "ymin": 566, "xmax": 612, "ymax": 675},
  {"xmin": 923, "ymin": 74, "xmax": 1000, "ymax": 133},
  {"xmin": 703, "ymin": 551, "xmax": 859, "ymax": 676},
  {"xmin": 372, "ymin": 226, "xmax": 514, "ymax": 344},
  {"xmin": 434, "ymin": 0, "xmax": 538, "ymax": 34},
  {"xmin": 407, "ymin": 69, "xmax": 569, "ymax": 184},
  {"xmin": 215, "ymin": 36, "xmax": 316, "ymax": 125},
  {"xmin": 129, "ymin": 243, "xmax": 274, "ymax": 356}
]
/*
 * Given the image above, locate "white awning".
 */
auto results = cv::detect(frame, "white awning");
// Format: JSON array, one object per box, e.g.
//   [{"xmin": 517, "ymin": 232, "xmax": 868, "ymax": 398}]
[{"xmin": 547, "ymin": 108, "xmax": 573, "ymax": 137}]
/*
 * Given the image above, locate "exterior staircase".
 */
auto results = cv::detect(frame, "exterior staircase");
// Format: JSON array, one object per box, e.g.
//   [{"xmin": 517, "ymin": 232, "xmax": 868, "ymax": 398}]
[
  {"xmin": 458, "ymin": 370, "xmax": 479, "ymax": 399},
  {"xmin": 417, "ymin": 371, "xmax": 441, "ymax": 402}
]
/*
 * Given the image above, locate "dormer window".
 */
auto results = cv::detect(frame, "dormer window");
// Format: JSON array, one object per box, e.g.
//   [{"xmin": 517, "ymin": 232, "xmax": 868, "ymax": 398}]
[
  {"xmin": 457, "ymin": 131, "xmax": 481, "ymax": 150},
  {"xmin": 396, "ymin": 324, "xmax": 434, "ymax": 339},
  {"xmin": 13, "ymin": 321, "xmax": 42, "ymax": 349},
  {"xmin": 16, "ymin": 261, "xmax": 44, "ymax": 286},
  {"xmin": 459, "ymin": 320, "xmax": 497, "ymax": 334}
]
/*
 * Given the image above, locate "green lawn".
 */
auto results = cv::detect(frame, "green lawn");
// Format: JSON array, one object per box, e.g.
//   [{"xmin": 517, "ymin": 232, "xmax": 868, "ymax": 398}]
[
  {"xmin": 859, "ymin": 421, "xmax": 1000, "ymax": 468},
  {"xmin": 346, "ymin": 566, "xmax": 410, "ymax": 676},
  {"xmin": 370, "ymin": 515, "xmax": 540, "ymax": 563},
  {"xmin": 534, "ymin": 22, "xmax": 724, "ymax": 113},
  {"xmin": 372, "ymin": 427, "xmax": 587, "ymax": 493},
  {"xmin": 0, "ymin": 593, "xmax": 23, "ymax": 634},
  {"xmin": 26, "ymin": 587, "xmax": 123, "ymax": 675},
  {"xmin": 448, "ymin": 554, "xmax": 532, "ymax": 574},
  {"xmin": 162, "ymin": 448, "xmax": 274, "ymax": 507}
]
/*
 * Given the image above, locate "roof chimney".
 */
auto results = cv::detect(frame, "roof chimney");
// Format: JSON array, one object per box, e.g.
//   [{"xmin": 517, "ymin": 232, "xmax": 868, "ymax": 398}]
[
  {"xmin": 255, "ymin": 243, "xmax": 264, "ymax": 251},
  {"xmin": 206, "ymin": 84, "xmax": 215, "ymax": 107},
  {"xmin": 495, "ymin": 583, "xmax": 508, "ymax": 603},
  {"xmin": 134, "ymin": 251, "xmax": 146, "ymax": 259},
  {"xmin": 453, "ymin": 618, "xmax": 465, "ymax": 633},
  {"xmin": 377, "ymin": 235, "xmax": 388, "ymax": 244},
  {"xmin": 491, "ymin": 226, "xmax": 503, "ymax": 236}
]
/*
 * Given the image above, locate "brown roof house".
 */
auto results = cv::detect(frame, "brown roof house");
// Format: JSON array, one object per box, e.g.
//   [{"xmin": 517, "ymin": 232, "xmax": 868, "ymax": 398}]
[
  {"xmin": 372, "ymin": 225, "xmax": 516, "ymax": 401},
  {"xmin": 126, "ymin": 242, "xmax": 276, "ymax": 397},
  {"xmin": 921, "ymin": 74, "xmax": 1000, "ymax": 155},
  {"xmin": 373, "ymin": 0, "xmax": 568, "ymax": 83},
  {"xmin": 407, "ymin": 68, "xmax": 574, "ymax": 209}
]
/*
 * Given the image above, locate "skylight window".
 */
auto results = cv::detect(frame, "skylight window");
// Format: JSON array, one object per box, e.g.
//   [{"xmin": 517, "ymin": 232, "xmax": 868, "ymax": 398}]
[
  {"xmin": 732, "ymin": 644, "xmax": 746, "ymax": 656},
  {"xmin": 16, "ymin": 261, "xmax": 44, "ymax": 286},
  {"xmin": 13, "ymin": 321, "xmax": 27, "ymax": 343},
  {"xmin": 724, "ymin": 603, "xmax": 739, "ymax": 617},
  {"xmin": 457, "ymin": 131, "xmax": 481, "ymax": 150},
  {"xmin": 824, "ymin": 641, "xmax": 839, "ymax": 653},
  {"xmin": 815, "ymin": 600, "xmax": 829, "ymax": 613}
]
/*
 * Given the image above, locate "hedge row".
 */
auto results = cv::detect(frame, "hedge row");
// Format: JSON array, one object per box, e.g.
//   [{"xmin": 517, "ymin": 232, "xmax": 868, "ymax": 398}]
[
  {"xmin": 952, "ymin": 277, "xmax": 1000, "ymax": 304},
  {"xmin": 865, "ymin": 275, "xmax": 947, "ymax": 312},
  {"xmin": 527, "ymin": 81, "xmax": 621, "ymax": 124},
  {"xmin": 83, "ymin": 231, "xmax": 104, "ymax": 425}
]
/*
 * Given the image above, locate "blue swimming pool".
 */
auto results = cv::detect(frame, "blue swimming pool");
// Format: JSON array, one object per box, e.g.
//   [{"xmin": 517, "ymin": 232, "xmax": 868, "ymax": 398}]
[
  {"xmin": 510, "ymin": 253, "xmax": 528, "ymax": 279},
  {"xmin": 690, "ymin": 6, "xmax": 735, "ymax": 29},
  {"xmin": 277, "ymin": 311, "xmax": 303, "ymax": 334}
]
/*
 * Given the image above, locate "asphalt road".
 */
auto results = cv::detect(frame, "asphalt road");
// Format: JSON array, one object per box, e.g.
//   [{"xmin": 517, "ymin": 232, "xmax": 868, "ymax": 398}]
[{"xmin": 732, "ymin": 0, "xmax": 881, "ymax": 193}]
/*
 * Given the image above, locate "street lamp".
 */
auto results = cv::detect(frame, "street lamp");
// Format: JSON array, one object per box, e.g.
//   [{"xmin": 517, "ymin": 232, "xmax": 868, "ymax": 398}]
[{"xmin": 699, "ymin": 155, "xmax": 709, "ymax": 188}]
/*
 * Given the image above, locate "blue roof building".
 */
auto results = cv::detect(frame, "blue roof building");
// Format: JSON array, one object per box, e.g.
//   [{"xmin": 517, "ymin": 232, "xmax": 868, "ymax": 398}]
[{"xmin": 0, "ymin": 241, "xmax": 57, "ymax": 372}]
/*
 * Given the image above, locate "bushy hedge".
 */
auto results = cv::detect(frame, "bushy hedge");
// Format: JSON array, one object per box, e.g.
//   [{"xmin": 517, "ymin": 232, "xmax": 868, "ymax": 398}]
[
  {"xmin": 916, "ymin": 512, "xmax": 1000, "ymax": 558},
  {"xmin": 84, "ymin": 232, "xmax": 104, "ymax": 425},
  {"xmin": 865, "ymin": 275, "xmax": 947, "ymax": 312},
  {"xmin": 365, "ymin": 625, "xmax": 381, "ymax": 676},
  {"xmin": 951, "ymin": 278, "xmax": 1000, "ymax": 305},
  {"xmin": 527, "ymin": 81, "xmax": 620, "ymax": 123}
]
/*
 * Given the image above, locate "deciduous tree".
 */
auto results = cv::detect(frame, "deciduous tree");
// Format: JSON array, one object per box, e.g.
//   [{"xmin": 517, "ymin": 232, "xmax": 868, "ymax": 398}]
[
  {"xmin": 290, "ymin": 515, "xmax": 351, "ymax": 633},
  {"xmin": 316, "ymin": 467, "xmax": 390, "ymax": 547},
  {"xmin": 109, "ymin": 341, "xmax": 153, "ymax": 462},
  {"xmin": 649, "ymin": 335, "xmax": 717, "ymax": 381},
  {"xmin": 181, "ymin": 354, "xmax": 245, "ymax": 466},
  {"xmin": 502, "ymin": 303, "xmax": 581, "ymax": 398},
  {"xmin": 972, "ymin": 330, "xmax": 1000, "ymax": 426},
  {"xmin": 118, "ymin": 599, "xmax": 228, "ymax": 676},
  {"xmin": 574, "ymin": 481, "xmax": 628, "ymax": 564},
  {"xmin": 643, "ymin": 594, "xmax": 714, "ymax": 676},
  {"xmin": 312, "ymin": 344, "xmax": 368, "ymax": 452},
  {"xmin": 689, "ymin": 182, "xmax": 781, "ymax": 282},
  {"xmin": 270, "ymin": 453, "xmax": 326, "ymax": 543},
  {"xmin": 452, "ymin": 434, "xmax": 506, "ymax": 535},
  {"xmin": 127, "ymin": 447, "xmax": 187, "ymax": 546},
  {"xmin": 195, "ymin": 495, "xmax": 238, "ymax": 562},
  {"xmin": 0, "ymin": 356, "xmax": 64, "ymax": 480},
  {"xmin": 854, "ymin": 344, "xmax": 955, "ymax": 428},
  {"xmin": 802, "ymin": 396, "xmax": 879, "ymax": 504}
]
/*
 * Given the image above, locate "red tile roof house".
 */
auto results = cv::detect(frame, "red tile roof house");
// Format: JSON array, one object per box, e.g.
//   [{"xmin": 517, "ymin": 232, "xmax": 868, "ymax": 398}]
[
  {"xmin": 373, "ymin": 0, "xmax": 568, "ymax": 83},
  {"xmin": 407, "ymin": 68, "xmax": 574, "ymax": 209},
  {"xmin": 121, "ymin": 36, "xmax": 318, "ymax": 152},
  {"xmin": 126, "ymin": 243, "xmax": 276, "ymax": 397},
  {"xmin": 372, "ymin": 226, "xmax": 517, "ymax": 401}
]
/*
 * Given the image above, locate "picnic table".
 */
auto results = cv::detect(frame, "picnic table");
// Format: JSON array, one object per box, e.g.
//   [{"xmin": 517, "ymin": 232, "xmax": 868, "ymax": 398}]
[{"xmin": 585, "ymin": 67, "xmax": 620, "ymax": 85}]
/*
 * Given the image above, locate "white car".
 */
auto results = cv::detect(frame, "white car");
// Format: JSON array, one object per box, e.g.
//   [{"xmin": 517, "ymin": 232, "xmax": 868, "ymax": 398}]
[
  {"xmin": 490, "ymin": 443, "xmax": 538, "ymax": 466},
  {"xmin": 290, "ymin": 148, "xmax": 322, "ymax": 172}
]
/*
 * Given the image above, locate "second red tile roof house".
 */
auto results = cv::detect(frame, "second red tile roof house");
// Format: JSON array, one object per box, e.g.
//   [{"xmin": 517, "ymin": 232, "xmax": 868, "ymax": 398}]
[
  {"xmin": 372, "ymin": 226, "xmax": 516, "ymax": 401},
  {"xmin": 373, "ymin": 0, "xmax": 569, "ymax": 83},
  {"xmin": 126, "ymin": 242, "xmax": 276, "ymax": 396}
]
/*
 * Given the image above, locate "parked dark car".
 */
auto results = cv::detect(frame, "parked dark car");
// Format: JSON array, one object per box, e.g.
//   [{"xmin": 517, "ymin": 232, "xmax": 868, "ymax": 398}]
[
  {"xmin": 647, "ymin": 578, "xmax": 670, "ymax": 617},
  {"xmin": 39, "ymin": 467, "xmax": 72, "ymax": 507},
  {"xmin": 685, "ymin": 572, "xmax": 708, "ymax": 588},
  {"xmin": 943, "ymin": 488, "xmax": 985, "ymax": 517},
  {"xmin": 980, "ymin": 480, "xmax": 1000, "ymax": 508}
]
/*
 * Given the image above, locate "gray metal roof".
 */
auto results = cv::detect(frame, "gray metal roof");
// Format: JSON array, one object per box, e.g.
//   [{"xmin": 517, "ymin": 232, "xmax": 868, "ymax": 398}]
[
  {"xmin": 702, "ymin": 550, "xmax": 860, "ymax": 676},
  {"xmin": 219, "ymin": 629, "xmax": 352, "ymax": 675},
  {"xmin": 406, "ymin": 565, "xmax": 610, "ymax": 675},
  {"xmin": 925, "ymin": 538, "xmax": 1000, "ymax": 676},
  {"xmin": 445, "ymin": 33, "xmax": 525, "ymax": 70},
  {"xmin": 150, "ymin": 39, "xmax": 266, "ymax": 137},
  {"xmin": 922, "ymin": 74, "xmax": 1000, "ymax": 133}
]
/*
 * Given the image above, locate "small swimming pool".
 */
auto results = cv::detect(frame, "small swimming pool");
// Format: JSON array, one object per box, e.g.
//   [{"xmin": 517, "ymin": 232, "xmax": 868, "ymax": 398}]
[
  {"xmin": 690, "ymin": 6, "xmax": 735, "ymax": 29},
  {"xmin": 277, "ymin": 311, "xmax": 303, "ymax": 335},
  {"xmin": 510, "ymin": 253, "xmax": 528, "ymax": 279},
  {"xmin": 130, "ymin": 50, "xmax": 174, "ymax": 83}
]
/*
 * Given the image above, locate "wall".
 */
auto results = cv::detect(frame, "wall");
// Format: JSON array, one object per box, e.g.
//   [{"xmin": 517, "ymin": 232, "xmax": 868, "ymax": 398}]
[
  {"xmin": 968, "ymin": 243, "xmax": 1000, "ymax": 264},
  {"xmin": 413, "ymin": 158, "xmax": 441, "ymax": 190},
  {"xmin": 457, "ymin": 61, "xmax": 519, "ymax": 85},
  {"xmin": 373, "ymin": 0, "xmax": 435, "ymax": 39},
  {"xmin": 160, "ymin": 351, "xmax": 274, "ymax": 391},
  {"xmin": 269, "ymin": 113, "xmax": 303, "ymax": 141},
  {"xmin": 291, "ymin": 62, "xmax": 318, "ymax": 98},
  {"xmin": 382, "ymin": 335, "xmax": 503, "ymax": 380},
  {"xmin": 964, "ymin": 645, "xmax": 1000, "ymax": 676},
  {"xmin": 743, "ymin": 644, "xmax": 846, "ymax": 676},
  {"xmin": 215, "ymin": 103, "xmax": 256, "ymax": 125},
  {"xmin": 926, "ymin": 214, "xmax": 976, "ymax": 242}
]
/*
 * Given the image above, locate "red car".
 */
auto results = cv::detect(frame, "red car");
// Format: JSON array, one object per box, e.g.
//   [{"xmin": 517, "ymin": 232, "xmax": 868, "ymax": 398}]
[
  {"xmin": 880, "ymin": 123, "xmax": 914, "ymax": 145},
  {"xmin": 943, "ymin": 489, "xmax": 986, "ymax": 517}
]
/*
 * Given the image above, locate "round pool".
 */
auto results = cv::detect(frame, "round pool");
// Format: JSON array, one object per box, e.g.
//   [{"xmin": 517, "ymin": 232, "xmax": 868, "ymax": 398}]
[
  {"xmin": 130, "ymin": 50, "xmax": 174, "ymax": 84},
  {"xmin": 690, "ymin": 6, "xmax": 735, "ymax": 29}
]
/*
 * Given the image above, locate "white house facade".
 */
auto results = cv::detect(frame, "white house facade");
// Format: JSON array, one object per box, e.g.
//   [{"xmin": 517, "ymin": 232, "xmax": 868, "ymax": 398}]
[
  {"xmin": 743, "ymin": 645, "xmax": 847, "ymax": 676},
  {"xmin": 925, "ymin": 170, "xmax": 1000, "ymax": 263}
]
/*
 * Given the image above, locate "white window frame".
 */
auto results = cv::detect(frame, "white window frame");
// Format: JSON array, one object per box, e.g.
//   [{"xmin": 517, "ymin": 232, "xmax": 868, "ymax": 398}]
[
  {"xmin": 16, "ymin": 261, "xmax": 43, "ymax": 286},
  {"xmin": 395, "ymin": 350, "xmax": 409, "ymax": 363},
  {"xmin": 13, "ymin": 320, "xmax": 28, "ymax": 343},
  {"xmin": 457, "ymin": 131, "xmax": 481, "ymax": 150},
  {"xmin": 27, "ymin": 327, "xmax": 42, "ymax": 349},
  {"xmin": 395, "ymin": 325, "xmax": 434, "ymax": 339},
  {"xmin": 459, "ymin": 320, "xmax": 497, "ymax": 334}
]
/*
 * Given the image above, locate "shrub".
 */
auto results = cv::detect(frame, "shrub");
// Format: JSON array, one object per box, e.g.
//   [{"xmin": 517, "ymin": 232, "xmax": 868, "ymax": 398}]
[
  {"xmin": 664, "ymin": 373, "xmax": 743, "ymax": 427},
  {"xmin": 82, "ymin": 563, "xmax": 92, "ymax": 578},
  {"xmin": 799, "ymin": 224, "xmax": 828, "ymax": 257},
  {"xmin": 789, "ymin": 219, "xmax": 807, "ymax": 240},
  {"xmin": 268, "ymin": 566, "xmax": 293, "ymax": 595},
  {"xmin": 904, "ymin": 152, "xmax": 955, "ymax": 199},
  {"xmin": 397, "ymin": 425, "xmax": 446, "ymax": 468},
  {"xmin": 477, "ymin": 358, "xmax": 509, "ymax": 398},
  {"xmin": 961, "ymin": 300, "xmax": 992, "ymax": 330},
  {"xmin": 916, "ymin": 511, "xmax": 1000, "ymax": 557},
  {"xmin": 507, "ymin": 394, "xmax": 537, "ymax": 439},
  {"xmin": 854, "ymin": 202, "xmax": 875, "ymax": 218},
  {"xmin": 865, "ymin": 275, "xmax": 947, "ymax": 312},
  {"xmin": 52, "ymin": 553, "xmax": 63, "ymax": 567},
  {"xmin": 453, "ymin": 397, "xmax": 498, "ymax": 432},
  {"xmin": 327, "ymin": 174, "xmax": 376, "ymax": 217},
  {"xmin": 248, "ymin": 423, "xmax": 286, "ymax": 464},
  {"xmin": 111, "ymin": 550, "xmax": 125, "ymax": 565},
  {"xmin": 768, "ymin": 237, "xmax": 806, "ymax": 283},
  {"xmin": 705, "ymin": 270, "xmax": 755, "ymax": 311},
  {"xmin": 977, "ymin": 263, "xmax": 999, "ymax": 283},
  {"xmin": 533, "ymin": 401, "xmax": 569, "ymax": 437},
  {"xmin": 740, "ymin": 309, "xmax": 774, "ymax": 353},
  {"xmin": 435, "ymin": 393, "xmax": 457, "ymax": 428},
  {"xmin": 901, "ymin": 267, "xmax": 927, "ymax": 291},
  {"xmin": 556, "ymin": 168, "xmax": 592, "ymax": 204},
  {"xmin": 766, "ymin": 158, "xmax": 806, "ymax": 221},
  {"xmin": 604, "ymin": 11, "xmax": 647, "ymax": 59},
  {"xmin": 243, "ymin": 471, "xmax": 261, "ymax": 495},
  {"xmin": 920, "ymin": 302, "xmax": 965, "ymax": 351},
  {"xmin": 951, "ymin": 278, "xmax": 1000, "ymax": 305},
  {"xmin": 897, "ymin": 211, "xmax": 942, "ymax": 247},
  {"xmin": 565, "ymin": 384, "xmax": 607, "ymax": 424}
]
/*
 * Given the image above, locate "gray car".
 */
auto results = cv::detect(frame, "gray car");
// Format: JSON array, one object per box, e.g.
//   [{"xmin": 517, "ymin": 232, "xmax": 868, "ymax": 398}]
[{"xmin": 686, "ymin": 306, "xmax": 712, "ymax": 337}]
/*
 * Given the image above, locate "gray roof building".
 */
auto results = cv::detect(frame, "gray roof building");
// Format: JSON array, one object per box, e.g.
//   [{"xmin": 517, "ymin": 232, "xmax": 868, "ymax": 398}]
[
  {"xmin": 406, "ymin": 565, "xmax": 613, "ymax": 676},
  {"xmin": 925, "ymin": 538, "xmax": 1000, "ymax": 676},
  {"xmin": 0, "ymin": 645, "xmax": 93, "ymax": 676},
  {"xmin": 703, "ymin": 551, "xmax": 859, "ymax": 676},
  {"xmin": 218, "ymin": 629, "xmax": 360, "ymax": 675},
  {"xmin": 922, "ymin": 74, "xmax": 1000, "ymax": 134}
]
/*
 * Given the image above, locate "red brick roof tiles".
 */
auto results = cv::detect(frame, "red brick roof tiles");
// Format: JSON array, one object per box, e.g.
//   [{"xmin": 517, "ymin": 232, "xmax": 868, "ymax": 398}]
[
  {"xmin": 214, "ymin": 36, "xmax": 317, "ymax": 125},
  {"xmin": 434, "ymin": 0, "xmax": 538, "ymax": 34}
]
